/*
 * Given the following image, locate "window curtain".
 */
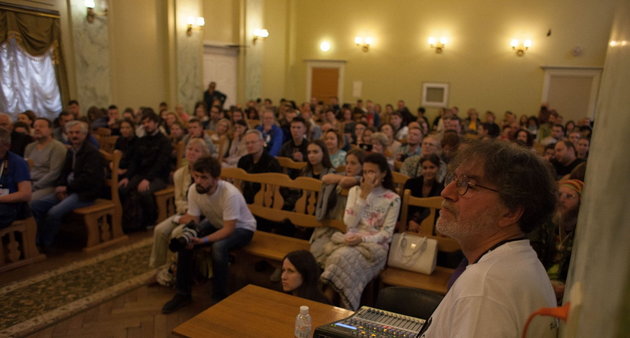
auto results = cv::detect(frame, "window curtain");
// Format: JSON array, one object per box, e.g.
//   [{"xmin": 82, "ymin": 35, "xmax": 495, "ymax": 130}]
[{"xmin": 0, "ymin": 6, "xmax": 69, "ymax": 117}]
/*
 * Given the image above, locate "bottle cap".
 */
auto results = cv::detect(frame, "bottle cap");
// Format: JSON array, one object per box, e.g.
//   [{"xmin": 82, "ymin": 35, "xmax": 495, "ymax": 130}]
[{"xmin": 300, "ymin": 305, "xmax": 309, "ymax": 314}]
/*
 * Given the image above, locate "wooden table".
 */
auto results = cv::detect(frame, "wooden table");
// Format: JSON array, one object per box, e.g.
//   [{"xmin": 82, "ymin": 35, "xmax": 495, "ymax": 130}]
[{"xmin": 173, "ymin": 284, "xmax": 354, "ymax": 337}]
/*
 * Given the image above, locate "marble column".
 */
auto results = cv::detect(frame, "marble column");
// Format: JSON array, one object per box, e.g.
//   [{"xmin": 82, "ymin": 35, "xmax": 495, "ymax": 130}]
[
  {"xmin": 68, "ymin": 0, "xmax": 111, "ymax": 110},
  {"xmin": 175, "ymin": 0, "xmax": 203, "ymax": 114}
]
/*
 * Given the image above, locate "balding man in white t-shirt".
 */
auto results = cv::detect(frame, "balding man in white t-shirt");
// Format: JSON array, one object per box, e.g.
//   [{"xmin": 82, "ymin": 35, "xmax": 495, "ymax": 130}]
[{"xmin": 162, "ymin": 156, "xmax": 256, "ymax": 314}]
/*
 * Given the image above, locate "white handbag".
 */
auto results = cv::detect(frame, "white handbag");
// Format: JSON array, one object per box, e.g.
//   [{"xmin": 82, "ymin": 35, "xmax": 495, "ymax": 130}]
[{"xmin": 387, "ymin": 233, "xmax": 438, "ymax": 275}]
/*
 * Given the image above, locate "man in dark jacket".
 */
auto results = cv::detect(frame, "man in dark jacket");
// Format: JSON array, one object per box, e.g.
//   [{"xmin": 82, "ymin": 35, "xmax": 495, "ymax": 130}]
[
  {"xmin": 237, "ymin": 130, "xmax": 281, "ymax": 203},
  {"xmin": 119, "ymin": 109, "xmax": 172, "ymax": 230},
  {"xmin": 31, "ymin": 120, "xmax": 105, "ymax": 249}
]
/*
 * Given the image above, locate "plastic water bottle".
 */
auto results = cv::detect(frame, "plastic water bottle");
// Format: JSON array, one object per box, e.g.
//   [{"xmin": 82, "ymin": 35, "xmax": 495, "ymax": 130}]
[{"xmin": 294, "ymin": 305, "xmax": 312, "ymax": 338}]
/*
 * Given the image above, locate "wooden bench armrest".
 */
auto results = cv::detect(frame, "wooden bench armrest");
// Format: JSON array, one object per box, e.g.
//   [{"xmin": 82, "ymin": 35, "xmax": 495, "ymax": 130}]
[
  {"xmin": 155, "ymin": 187, "xmax": 175, "ymax": 196},
  {"xmin": 241, "ymin": 231, "xmax": 310, "ymax": 261}
]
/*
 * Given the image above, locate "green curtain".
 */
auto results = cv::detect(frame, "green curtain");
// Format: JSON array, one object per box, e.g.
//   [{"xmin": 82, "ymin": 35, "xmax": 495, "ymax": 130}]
[{"xmin": 0, "ymin": 6, "xmax": 69, "ymax": 107}]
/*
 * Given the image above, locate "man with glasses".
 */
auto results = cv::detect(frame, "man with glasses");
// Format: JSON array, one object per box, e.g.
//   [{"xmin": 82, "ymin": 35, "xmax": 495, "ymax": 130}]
[
  {"xmin": 420, "ymin": 140, "xmax": 558, "ymax": 337},
  {"xmin": 400, "ymin": 133, "xmax": 447, "ymax": 182}
]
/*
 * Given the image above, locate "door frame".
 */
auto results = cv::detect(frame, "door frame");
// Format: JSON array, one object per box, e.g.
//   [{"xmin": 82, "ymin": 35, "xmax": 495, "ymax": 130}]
[
  {"xmin": 541, "ymin": 66, "xmax": 603, "ymax": 119},
  {"xmin": 305, "ymin": 60, "xmax": 346, "ymax": 103}
]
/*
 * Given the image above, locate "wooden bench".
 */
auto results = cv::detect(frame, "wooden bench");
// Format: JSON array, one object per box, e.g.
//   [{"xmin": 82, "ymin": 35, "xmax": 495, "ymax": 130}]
[
  {"xmin": 72, "ymin": 150, "xmax": 128, "ymax": 252},
  {"xmin": 0, "ymin": 217, "xmax": 46, "ymax": 273},
  {"xmin": 379, "ymin": 190, "xmax": 459, "ymax": 295},
  {"xmin": 275, "ymin": 156, "xmax": 307, "ymax": 172},
  {"xmin": 155, "ymin": 186, "xmax": 176, "ymax": 223},
  {"xmin": 153, "ymin": 141, "xmax": 185, "ymax": 223},
  {"xmin": 220, "ymin": 168, "xmax": 345, "ymax": 262}
]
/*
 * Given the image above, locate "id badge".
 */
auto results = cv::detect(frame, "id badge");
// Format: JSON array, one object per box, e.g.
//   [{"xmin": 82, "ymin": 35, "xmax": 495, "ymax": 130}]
[{"xmin": 0, "ymin": 188, "xmax": 9, "ymax": 196}]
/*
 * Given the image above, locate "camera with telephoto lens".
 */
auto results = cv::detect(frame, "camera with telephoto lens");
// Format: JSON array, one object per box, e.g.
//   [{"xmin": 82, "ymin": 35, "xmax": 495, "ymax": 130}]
[{"xmin": 169, "ymin": 221, "xmax": 200, "ymax": 252}]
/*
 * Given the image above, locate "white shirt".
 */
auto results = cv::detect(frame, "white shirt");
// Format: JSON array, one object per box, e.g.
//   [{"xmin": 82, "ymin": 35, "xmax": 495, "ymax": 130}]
[
  {"xmin": 187, "ymin": 180, "xmax": 256, "ymax": 232},
  {"xmin": 421, "ymin": 240, "xmax": 558, "ymax": 338}
]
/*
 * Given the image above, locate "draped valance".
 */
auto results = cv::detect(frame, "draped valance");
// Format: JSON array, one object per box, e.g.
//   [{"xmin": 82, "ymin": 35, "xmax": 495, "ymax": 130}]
[{"xmin": 0, "ymin": 4, "xmax": 69, "ymax": 107}]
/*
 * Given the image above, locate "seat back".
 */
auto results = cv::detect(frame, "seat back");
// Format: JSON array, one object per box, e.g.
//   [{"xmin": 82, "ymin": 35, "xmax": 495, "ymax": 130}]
[
  {"xmin": 391, "ymin": 171, "xmax": 410, "ymax": 196},
  {"xmin": 276, "ymin": 156, "xmax": 307, "ymax": 171},
  {"xmin": 375, "ymin": 286, "xmax": 443, "ymax": 319},
  {"xmin": 99, "ymin": 135, "xmax": 118, "ymax": 153},
  {"xmin": 399, "ymin": 189, "xmax": 459, "ymax": 253},
  {"xmin": 101, "ymin": 149, "xmax": 122, "ymax": 223}
]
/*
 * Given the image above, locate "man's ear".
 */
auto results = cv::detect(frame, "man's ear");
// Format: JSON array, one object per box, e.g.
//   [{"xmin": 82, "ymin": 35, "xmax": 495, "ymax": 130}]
[{"xmin": 498, "ymin": 205, "xmax": 524, "ymax": 228}]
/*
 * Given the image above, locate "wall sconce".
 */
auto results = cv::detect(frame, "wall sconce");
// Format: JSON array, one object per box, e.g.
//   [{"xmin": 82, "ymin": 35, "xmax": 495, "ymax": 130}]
[
  {"xmin": 320, "ymin": 41, "xmax": 331, "ymax": 52},
  {"xmin": 511, "ymin": 39, "xmax": 532, "ymax": 56},
  {"xmin": 253, "ymin": 29, "xmax": 269, "ymax": 44},
  {"xmin": 186, "ymin": 17, "xmax": 205, "ymax": 36},
  {"xmin": 354, "ymin": 36, "xmax": 373, "ymax": 52},
  {"xmin": 85, "ymin": 0, "xmax": 107, "ymax": 23},
  {"xmin": 428, "ymin": 37, "xmax": 448, "ymax": 53}
]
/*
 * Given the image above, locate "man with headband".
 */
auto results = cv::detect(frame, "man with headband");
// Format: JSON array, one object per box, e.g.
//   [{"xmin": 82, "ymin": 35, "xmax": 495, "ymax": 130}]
[
  {"xmin": 162, "ymin": 156, "xmax": 256, "ymax": 314},
  {"xmin": 531, "ymin": 179, "xmax": 584, "ymax": 303}
]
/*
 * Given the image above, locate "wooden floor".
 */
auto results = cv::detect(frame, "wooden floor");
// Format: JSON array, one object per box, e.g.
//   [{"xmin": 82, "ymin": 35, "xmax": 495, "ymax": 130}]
[{"xmin": 1, "ymin": 230, "xmax": 265, "ymax": 338}]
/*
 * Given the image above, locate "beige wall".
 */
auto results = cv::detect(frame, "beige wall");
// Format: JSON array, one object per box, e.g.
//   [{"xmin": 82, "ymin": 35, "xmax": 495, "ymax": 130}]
[
  {"xmin": 203, "ymin": 0, "xmax": 239, "ymax": 44},
  {"xmin": 109, "ymin": 0, "xmax": 168, "ymax": 109},
  {"xmin": 261, "ymin": 0, "xmax": 616, "ymax": 121}
]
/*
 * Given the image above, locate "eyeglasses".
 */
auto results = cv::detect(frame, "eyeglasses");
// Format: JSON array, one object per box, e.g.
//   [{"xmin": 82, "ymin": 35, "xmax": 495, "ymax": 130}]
[
  {"xmin": 446, "ymin": 174, "xmax": 500, "ymax": 196},
  {"xmin": 558, "ymin": 192, "xmax": 578, "ymax": 200}
]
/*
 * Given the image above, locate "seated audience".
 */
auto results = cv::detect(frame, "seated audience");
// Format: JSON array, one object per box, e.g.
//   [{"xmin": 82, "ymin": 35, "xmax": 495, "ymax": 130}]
[
  {"xmin": 395, "ymin": 126, "xmax": 422, "ymax": 162},
  {"xmin": 576, "ymin": 137, "xmax": 590, "ymax": 160},
  {"xmin": 530, "ymin": 179, "xmax": 584, "ymax": 303},
  {"xmin": 162, "ymin": 156, "xmax": 256, "ymax": 313},
  {"xmin": 24, "ymin": 118, "xmax": 68, "ymax": 201},
  {"xmin": 313, "ymin": 153, "xmax": 400, "ymax": 310},
  {"xmin": 281, "ymin": 250, "xmax": 329, "ymax": 303},
  {"xmin": 324, "ymin": 129, "xmax": 346, "ymax": 169},
  {"xmin": 540, "ymin": 124, "xmax": 565, "ymax": 146},
  {"xmin": 515, "ymin": 128, "xmax": 535, "ymax": 149},
  {"xmin": 119, "ymin": 110, "xmax": 172, "ymax": 231},
  {"xmin": 441, "ymin": 130, "xmax": 460, "ymax": 163},
  {"xmin": 221, "ymin": 120, "xmax": 249, "ymax": 168},
  {"xmin": 0, "ymin": 113, "xmax": 33, "ymax": 157},
  {"xmin": 403, "ymin": 154, "xmax": 444, "ymax": 233},
  {"xmin": 106, "ymin": 105, "xmax": 121, "ymax": 135},
  {"xmin": 53, "ymin": 111, "xmax": 74, "ymax": 143},
  {"xmin": 150, "ymin": 138, "xmax": 210, "ymax": 286},
  {"xmin": 279, "ymin": 116, "xmax": 309, "ymax": 179},
  {"xmin": 115, "ymin": 119, "xmax": 138, "ymax": 175},
  {"xmin": 31, "ymin": 121, "xmax": 105, "ymax": 250},
  {"xmin": 420, "ymin": 140, "xmax": 557, "ymax": 337},
  {"xmin": 551, "ymin": 140, "xmax": 584, "ymax": 179},
  {"xmin": 379, "ymin": 123, "xmax": 402, "ymax": 158},
  {"xmin": 182, "ymin": 118, "xmax": 216, "ymax": 156},
  {"xmin": 256, "ymin": 108, "xmax": 283, "ymax": 156},
  {"xmin": 370, "ymin": 132, "xmax": 394, "ymax": 168},
  {"xmin": 401, "ymin": 134, "xmax": 447, "ymax": 182},
  {"xmin": 192, "ymin": 102, "xmax": 209, "ymax": 129},
  {"xmin": 13, "ymin": 121, "xmax": 31, "ymax": 136},
  {"xmin": 237, "ymin": 130, "xmax": 282, "ymax": 203},
  {"xmin": 389, "ymin": 112, "xmax": 408, "ymax": 141},
  {"xmin": 211, "ymin": 118, "xmax": 231, "ymax": 144},
  {"xmin": 18, "ymin": 110, "xmax": 36, "ymax": 131},
  {"xmin": 0, "ymin": 128, "xmax": 32, "ymax": 228}
]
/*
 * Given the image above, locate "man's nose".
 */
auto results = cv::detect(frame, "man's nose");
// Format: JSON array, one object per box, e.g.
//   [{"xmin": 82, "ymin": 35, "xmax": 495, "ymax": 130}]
[{"xmin": 441, "ymin": 179, "xmax": 458, "ymax": 201}]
